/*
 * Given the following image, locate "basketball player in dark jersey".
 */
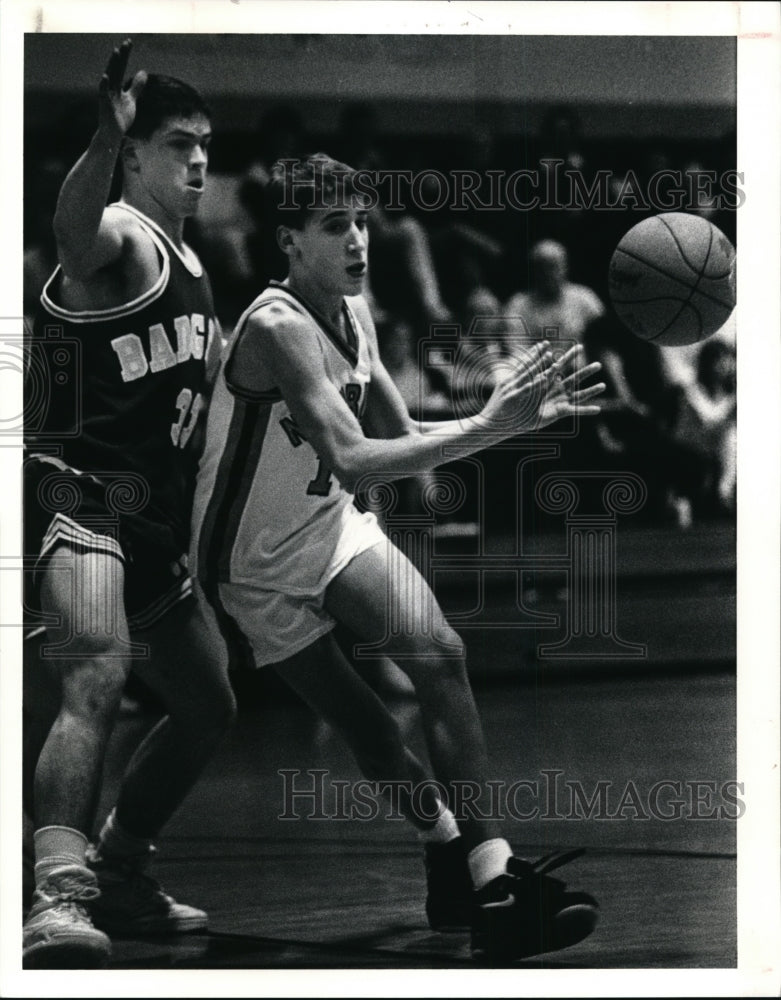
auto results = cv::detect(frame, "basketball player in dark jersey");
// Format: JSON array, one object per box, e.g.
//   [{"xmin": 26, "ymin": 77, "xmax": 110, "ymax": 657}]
[{"xmin": 22, "ymin": 41, "xmax": 234, "ymax": 968}]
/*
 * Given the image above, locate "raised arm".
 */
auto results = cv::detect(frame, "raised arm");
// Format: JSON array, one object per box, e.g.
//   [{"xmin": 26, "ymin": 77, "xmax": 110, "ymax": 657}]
[
  {"xmin": 52, "ymin": 40, "xmax": 147, "ymax": 280},
  {"xmin": 231, "ymin": 303, "xmax": 566, "ymax": 493}
]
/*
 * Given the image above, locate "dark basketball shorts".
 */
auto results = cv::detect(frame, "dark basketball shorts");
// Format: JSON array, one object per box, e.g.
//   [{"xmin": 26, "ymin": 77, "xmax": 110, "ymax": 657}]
[{"xmin": 24, "ymin": 455, "xmax": 194, "ymax": 636}]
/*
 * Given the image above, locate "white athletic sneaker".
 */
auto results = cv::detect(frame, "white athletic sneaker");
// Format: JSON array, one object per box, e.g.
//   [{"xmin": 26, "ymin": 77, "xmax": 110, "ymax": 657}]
[
  {"xmin": 86, "ymin": 844, "xmax": 207, "ymax": 935},
  {"xmin": 23, "ymin": 864, "xmax": 111, "ymax": 969}
]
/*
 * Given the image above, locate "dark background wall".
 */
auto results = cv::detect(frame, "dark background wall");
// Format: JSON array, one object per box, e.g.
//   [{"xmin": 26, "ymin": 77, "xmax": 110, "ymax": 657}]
[{"xmin": 25, "ymin": 33, "xmax": 736, "ymax": 138}]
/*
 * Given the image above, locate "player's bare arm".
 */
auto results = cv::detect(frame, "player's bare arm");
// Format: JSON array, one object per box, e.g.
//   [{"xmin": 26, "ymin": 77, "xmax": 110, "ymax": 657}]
[
  {"xmin": 52, "ymin": 39, "xmax": 147, "ymax": 282},
  {"xmin": 353, "ymin": 297, "xmax": 606, "ymax": 445},
  {"xmin": 348, "ymin": 295, "xmax": 416, "ymax": 441},
  {"xmin": 238, "ymin": 302, "xmax": 568, "ymax": 492},
  {"xmin": 348, "ymin": 293, "xmax": 605, "ymax": 442},
  {"xmin": 349, "ymin": 309, "xmax": 607, "ymax": 446}
]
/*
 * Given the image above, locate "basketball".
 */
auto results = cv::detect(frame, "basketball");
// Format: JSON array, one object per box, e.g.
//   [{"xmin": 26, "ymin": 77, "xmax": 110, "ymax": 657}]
[{"xmin": 608, "ymin": 212, "xmax": 736, "ymax": 347}]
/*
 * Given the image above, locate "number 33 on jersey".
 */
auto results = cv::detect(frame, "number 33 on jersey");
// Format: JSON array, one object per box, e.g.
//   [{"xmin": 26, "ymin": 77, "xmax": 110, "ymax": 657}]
[{"xmin": 27, "ymin": 203, "xmax": 219, "ymax": 546}]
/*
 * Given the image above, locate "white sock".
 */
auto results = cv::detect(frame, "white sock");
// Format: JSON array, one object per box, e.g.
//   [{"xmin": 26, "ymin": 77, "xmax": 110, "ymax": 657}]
[
  {"xmin": 34, "ymin": 825, "xmax": 88, "ymax": 885},
  {"xmin": 97, "ymin": 808, "xmax": 153, "ymax": 859},
  {"xmin": 467, "ymin": 838, "xmax": 513, "ymax": 891},
  {"xmin": 417, "ymin": 807, "xmax": 460, "ymax": 845}
]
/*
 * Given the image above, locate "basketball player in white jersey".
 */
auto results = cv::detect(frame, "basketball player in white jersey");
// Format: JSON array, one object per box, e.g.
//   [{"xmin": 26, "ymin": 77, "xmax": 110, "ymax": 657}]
[
  {"xmin": 192, "ymin": 154, "xmax": 605, "ymax": 962},
  {"xmin": 23, "ymin": 41, "xmax": 234, "ymax": 967}
]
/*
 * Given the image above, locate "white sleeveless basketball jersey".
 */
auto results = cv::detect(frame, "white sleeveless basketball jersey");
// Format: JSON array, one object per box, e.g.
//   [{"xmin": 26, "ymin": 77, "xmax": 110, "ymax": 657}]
[{"xmin": 192, "ymin": 282, "xmax": 372, "ymax": 596}]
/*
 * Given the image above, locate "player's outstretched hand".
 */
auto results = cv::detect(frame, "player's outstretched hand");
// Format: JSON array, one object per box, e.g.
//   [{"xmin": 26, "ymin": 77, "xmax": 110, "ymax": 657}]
[
  {"xmin": 535, "ymin": 343, "xmax": 605, "ymax": 430},
  {"xmin": 482, "ymin": 341, "xmax": 605, "ymax": 437},
  {"xmin": 481, "ymin": 340, "xmax": 556, "ymax": 434},
  {"xmin": 98, "ymin": 39, "xmax": 147, "ymax": 138}
]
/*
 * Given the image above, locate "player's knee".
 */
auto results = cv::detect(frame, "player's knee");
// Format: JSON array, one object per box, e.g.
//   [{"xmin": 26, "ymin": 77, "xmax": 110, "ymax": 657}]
[
  {"xmin": 406, "ymin": 640, "xmax": 469, "ymax": 696},
  {"xmin": 59, "ymin": 646, "xmax": 130, "ymax": 720},
  {"xmin": 430, "ymin": 654, "xmax": 470, "ymax": 690},
  {"xmin": 407, "ymin": 624, "xmax": 467, "ymax": 674}
]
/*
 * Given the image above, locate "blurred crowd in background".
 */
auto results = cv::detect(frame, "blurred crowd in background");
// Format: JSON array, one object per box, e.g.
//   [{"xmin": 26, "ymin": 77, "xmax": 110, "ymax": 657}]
[{"xmin": 24, "ymin": 101, "xmax": 737, "ymax": 532}]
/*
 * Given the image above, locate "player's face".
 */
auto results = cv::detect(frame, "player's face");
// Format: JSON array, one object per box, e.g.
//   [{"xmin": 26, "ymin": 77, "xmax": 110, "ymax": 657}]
[
  {"xmin": 292, "ymin": 202, "xmax": 369, "ymax": 296},
  {"xmin": 131, "ymin": 113, "xmax": 212, "ymax": 218}
]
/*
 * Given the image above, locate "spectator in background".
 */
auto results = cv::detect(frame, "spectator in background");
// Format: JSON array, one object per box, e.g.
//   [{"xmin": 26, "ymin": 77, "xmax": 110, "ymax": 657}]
[
  {"xmin": 585, "ymin": 146, "xmax": 670, "ymax": 303},
  {"xmin": 378, "ymin": 319, "xmax": 451, "ymax": 518},
  {"xmin": 418, "ymin": 129, "xmax": 508, "ymax": 322},
  {"xmin": 582, "ymin": 310, "xmax": 736, "ymax": 526},
  {"xmin": 427, "ymin": 216, "xmax": 505, "ymax": 334},
  {"xmin": 333, "ymin": 102, "xmax": 453, "ymax": 338},
  {"xmin": 581, "ymin": 312, "xmax": 663, "ymax": 445},
  {"xmin": 241, "ymin": 104, "xmax": 307, "ymax": 215},
  {"xmin": 696, "ymin": 337, "xmax": 737, "ymax": 511},
  {"xmin": 682, "ymin": 157, "xmax": 737, "ymax": 249},
  {"xmin": 367, "ymin": 206, "xmax": 453, "ymax": 333},
  {"xmin": 380, "ymin": 319, "xmax": 451, "ymax": 420},
  {"xmin": 664, "ymin": 331, "xmax": 737, "ymax": 519},
  {"xmin": 240, "ymin": 105, "xmax": 309, "ymax": 289},
  {"xmin": 536, "ymin": 104, "xmax": 588, "ymax": 174},
  {"xmin": 334, "ymin": 102, "xmax": 385, "ymax": 173},
  {"xmin": 503, "ymin": 240, "xmax": 604, "ymax": 530},
  {"xmin": 581, "ymin": 312, "xmax": 702, "ymax": 524},
  {"xmin": 24, "ymin": 156, "xmax": 69, "ymax": 323},
  {"xmin": 503, "ymin": 239, "xmax": 604, "ymax": 348},
  {"xmin": 445, "ymin": 289, "xmax": 507, "ymax": 407},
  {"xmin": 186, "ymin": 174, "xmax": 256, "ymax": 331},
  {"xmin": 182, "ymin": 105, "xmax": 310, "ymax": 331},
  {"xmin": 529, "ymin": 105, "xmax": 598, "ymax": 287}
]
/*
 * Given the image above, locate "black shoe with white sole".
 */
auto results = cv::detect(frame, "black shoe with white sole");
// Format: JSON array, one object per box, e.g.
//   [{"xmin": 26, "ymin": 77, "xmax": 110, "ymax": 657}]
[{"xmin": 471, "ymin": 848, "xmax": 598, "ymax": 963}]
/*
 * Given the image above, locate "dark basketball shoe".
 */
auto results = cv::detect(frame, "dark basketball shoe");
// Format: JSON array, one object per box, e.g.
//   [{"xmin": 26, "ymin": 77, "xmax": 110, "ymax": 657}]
[
  {"xmin": 86, "ymin": 845, "xmax": 207, "ymax": 935},
  {"xmin": 424, "ymin": 837, "xmax": 473, "ymax": 932},
  {"xmin": 471, "ymin": 848, "xmax": 598, "ymax": 963}
]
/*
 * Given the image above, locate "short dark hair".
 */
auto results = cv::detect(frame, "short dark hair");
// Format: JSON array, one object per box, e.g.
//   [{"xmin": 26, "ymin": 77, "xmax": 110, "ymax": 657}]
[
  {"xmin": 126, "ymin": 73, "xmax": 211, "ymax": 139},
  {"xmin": 265, "ymin": 153, "xmax": 367, "ymax": 232}
]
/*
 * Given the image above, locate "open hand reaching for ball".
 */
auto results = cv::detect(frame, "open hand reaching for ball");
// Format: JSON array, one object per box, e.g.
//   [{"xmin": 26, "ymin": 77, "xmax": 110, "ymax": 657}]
[
  {"xmin": 484, "ymin": 342, "xmax": 605, "ymax": 436},
  {"xmin": 534, "ymin": 343, "xmax": 605, "ymax": 430}
]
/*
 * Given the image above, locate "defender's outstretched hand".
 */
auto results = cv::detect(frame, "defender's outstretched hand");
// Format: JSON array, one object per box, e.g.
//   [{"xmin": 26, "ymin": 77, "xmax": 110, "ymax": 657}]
[
  {"xmin": 98, "ymin": 39, "xmax": 147, "ymax": 137},
  {"xmin": 535, "ymin": 343, "xmax": 605, "ymax": 430}
]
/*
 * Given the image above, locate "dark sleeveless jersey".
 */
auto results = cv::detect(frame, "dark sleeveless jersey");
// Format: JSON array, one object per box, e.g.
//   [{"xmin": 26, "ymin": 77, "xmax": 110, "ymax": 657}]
[{"xmin": 24, "ymin": 203, "xmax": 219, "ymax": 557}]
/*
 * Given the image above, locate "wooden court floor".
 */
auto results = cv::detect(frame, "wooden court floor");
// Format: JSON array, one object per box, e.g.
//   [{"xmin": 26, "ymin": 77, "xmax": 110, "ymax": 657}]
[{"xmin": 96, "ymin": 668, "xmax": 737, "ymax": 971}]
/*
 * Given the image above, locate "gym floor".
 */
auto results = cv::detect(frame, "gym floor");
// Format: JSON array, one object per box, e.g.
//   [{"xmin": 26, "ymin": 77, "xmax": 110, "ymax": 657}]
[{"xmin": 94, "ymin": 520, "xmax": 737, "ymax": 974}]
